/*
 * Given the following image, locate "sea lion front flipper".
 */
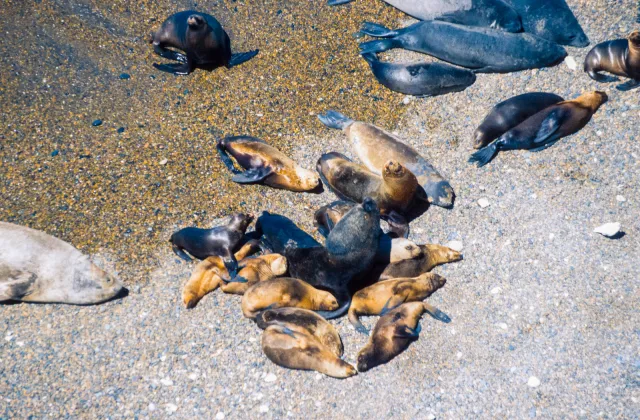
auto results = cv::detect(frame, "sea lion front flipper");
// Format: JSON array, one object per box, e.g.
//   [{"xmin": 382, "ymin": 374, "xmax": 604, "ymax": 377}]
[
  {"xmin": 382, "ymin": 211, "xmax": 409, "ymax": 239},
  {"xmin": 152, "ymin": 43, "xmax": 188, "ymax": 63},
  {"xmin": 616, "ymin": 79, "xmax": 640, "ymax": 91},
  {"xmin": 0, "ymin": 269, "xmax": 37, "ymax": 301},
  {"xmin": 379, "ymin": 296, "xmax": 406, "ymax": 316},
  {"xmin": 172, "ymin": 244, "xmax": 193, "ymax": 262},
  {"xmin": 393, "ymin": 325, "xmax": 421, "ymax": 339},
  {"xmin": 227, "ymin": 275, "xmax": 249, "ymax": 283},
  {"xmin": 327, "ymin": 0, "xmax": 354, "ymax": 5},
  {"xmin": 586, "ymin": 70, "xmax": 619, "ymax": 83},
  {"xmin": 423, "ymin": 302, "xmax": 452, "ymax": 323},
  {"xmin": 153, "ymin": 62, "xmax": 192, "ymax": 76},
  {"xmin": 222, "ymin": 255, "xmax": 239, "ymax": 279},
  {"xmin": 317, "ymin": 110, "xmax": 354, "ymax": 130},
  {"xmin": 227, "ymin": 50, "xmax": 260, "ymax": 68},
  {"xmin": 231, "ymin": 167, "xmax": 274, "ymax": 184},
  {"xmin": 531, "ymin": 110, "xmax": 563, "ymax": 146}
]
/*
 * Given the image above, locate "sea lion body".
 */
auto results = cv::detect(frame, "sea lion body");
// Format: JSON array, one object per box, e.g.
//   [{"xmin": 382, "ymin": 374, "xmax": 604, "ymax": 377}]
[
  {"xmin": 359, "ymin": 20, "xmax": 567, "ymax": 73},
  {"xmin": 373, "ymin": 244, "xmax": 463, "ymax": 281},
  {"xmin": 505, "ymin": 0, "xmax": 589, "ymax": 47},
  {"xmin": 221, "ymin": 253, "xmax": 287, "ymax": 295},
  {"xmin": 469, "ymin": 91, "xmax": 608, "ymax": 167},
  {"xmin": 0, "ymin": 222, "xmax": 123, "ymax": 305},
  {"xmin": 318, "ymin": 111, "xmax": 454, "ymax": 208},
  {"xmin": 261, "ymin": 325, "xmax": 357, "ymax": 378},
  {"xmin": 584, "ymin": 32, "xmax": 640, "ymax": 91},
  {"xmin": 255, "ymin": 307, "xmax": 343, "ymax": 357},
  {"xmin": 361, "ymin": 53, "xmax": 476, "ymax": 97},
  {"xmin": 473, "ymin": 92, "xmax": 564, "ymax": 149},
  {"xmin": 241, "ymin": 277, "xmax": 339, "ymax": 318},
  {"xmin": 149, "ymin": 11, "xmax": 258, "ymax": 75},
  {"xmin": 217, "ymin": 136, "xmax": 320, "ymax": 192},
  {"xmin": 348, "ymin": 273, "xmax": 447, "ymax": 334}
]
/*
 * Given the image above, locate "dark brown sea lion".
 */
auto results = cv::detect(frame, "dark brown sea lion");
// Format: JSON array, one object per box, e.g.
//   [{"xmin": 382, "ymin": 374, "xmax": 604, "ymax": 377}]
[
  {"xmin": 584, "ymin": 31, "xmax": 640, "ymax": 91},
  {"xmin": 261, "ymin": 325, "xmax": 357, "ymax": 378},
  {"xmin": 473, "ymin": 92, "xmax": 564, "ymax": 149},
  {"xmin": 356, "ymin": 301, "xmax": 446, "ymax": 372},
  {"xmin": 220, "ymin": 254, "xmax": 287, "ymax": 295},
  {"xmin": 169, "ymin": 213, "xmax": 254, "ymax": 277},
  {"xmin": 348, "ymin": 273, "xmax": 449, "ymax": 334},
  {"xmin": 469, "ymin": 91, "xmax": 608, "ymax": 167},
  {"xmin": 255, "ymin": 307, "xmax": 344, "ymax": 357},
  {"xmin": 372, "ymin": 244, "xmax": 463, "ymax": 281},
  {"xmin": 241, "ymin": 278, "xmax": 339, "ymax": 318},
  {"xmin": 217, "ymin": 136, "xmax": 321, "ymax": 192},
  {"xmin": 149, "ymin": 11, "xmax": 258, "ymax": 75}
]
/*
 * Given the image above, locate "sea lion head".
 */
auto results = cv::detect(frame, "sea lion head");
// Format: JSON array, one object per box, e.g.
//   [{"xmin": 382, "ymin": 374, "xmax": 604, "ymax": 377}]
[
  {"xmin": 228, "ymin": 213, "xmax": 254, "ymax": 233},
  {"xmin": 472, "ymin": 129, "xmax": 490, "ymax": 150},
  {"xmin": 67, "ymin": 258, "xmax": 124, "ymax": 304},
  {"xmin": 356, "ymin": 344, "xmax": 380, "ymax": 372},
  {"xmin": 382, "ymin": 161, "xmax": 407, "ymax": 179},
  {"xmin": 579, "ymin": 91, "xmax": 608, "ymax": 111},
  {"xmin": 628, "ymin": 31, "xmax": 640, "ymax": 48},
  {"xmin": 494, "ymin": 8, "xmax": 522, "ymax": 33},
  {"xmin": 418, "ymin": 272, "xmax": 447, "ymax": 290},
  {"xmin": 295, "ymin": 167, "xmax": 321, "ymax": 191},
  {"xmin": 187, "ymin": 14, "xmax": 207, "ymax": 30},
  {"xmin": 319, "ymin": 292, "xmax": 340, "ymax": 311}
]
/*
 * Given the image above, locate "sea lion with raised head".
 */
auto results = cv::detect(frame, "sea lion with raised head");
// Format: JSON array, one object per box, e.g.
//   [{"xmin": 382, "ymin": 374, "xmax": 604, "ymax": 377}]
[
  {"xmin": 317, "ymin": 111, "xmax": 454, "ymax": 208},
  {"xmin": 372, "ymin": 244, "xmax": 463, "ymax": 281},
  {"xmin": 221, "ymin": 253, "xmax": 287, "ymax": 295},
  {"xmin": 329, "ymin": 0, "xmax": 522, "ymax": 33},
  {"xmin": 361, "ymin": 53, "xmax": 476, "ymax": 97},
  {"xmin": 356, "ymin": 301, "xmax": 446, "ymax": 372},
  {"xmin": 217, "ymin": 136, "xmax": 321, "ymax": 192},
  {"xmin": 584, "ymin": 31, "xmax": 640, "ymax": 91},
  {"xmin": 469, "ymin": 91, "xmax": 608, "ymax": 167},
  {"xmin": 348, "ymin": 273, "xmax": 449, "ymax": 334},
  {"xmin": 0, "ymin": 222, "xmax": 124, "ymax": 305},
  {"xmin": 255, "ymin": 307, "xmax": 344, "ymax": 357},
  {"xmin": 359, "ymin": 21, "xmax": 567, "ymax": 73},
  {"xmin": 473, "ymin": 92, "xmax": 564, "ymax": 149},
  {"xmin": 261, "ymin": 325, "xmax": 357, "ymax": 379},
  {"xmin": 149, "ymin": 11, "xmax": 258, "ymax": 75}
]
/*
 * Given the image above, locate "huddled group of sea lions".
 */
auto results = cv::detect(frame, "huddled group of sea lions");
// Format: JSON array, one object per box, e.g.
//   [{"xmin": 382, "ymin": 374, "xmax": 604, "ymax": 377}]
[{"xmin": 1, "ymin": 1, "xmax": 639, "ymax": 378}]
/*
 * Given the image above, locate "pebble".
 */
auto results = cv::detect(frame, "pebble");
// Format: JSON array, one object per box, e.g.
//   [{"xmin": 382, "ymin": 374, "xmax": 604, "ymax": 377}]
[
  {"xmin": 117, "ymin": 127, "xmax": 125, "ymax": 133},
  {"xmin": 402, "ymin": 96, "xmax": 411, "ymax": 105},
  {"xmin": 264, "ymin": 373, "xmax": 277, "ymax": 382},
  {"xmin": 166, "ymin": 403, "xmax": 178, "ymax": 413},
  {"xmin": 427, "ymin": 414, "xmax": 436, "ymax": 420},
  {"xmin": 594, "ymin": 222, "xmax": 621, "ymax": 238},
  {"xmin": 446, "ymin": 240, "xmax": 463, "ymax": 252},
  {"xmin": 477, "ymin": 198, "xmax": 490, "ymax": 208},
  {"xmin": 616, "ymin": 195, "xmax": 626, "ymax": 202},
  {"xmin": 527, "ymin": 376, "xmax": 541, "ymax": 388},
  {"xmin": 119, "ymin": 73, "xmax": 131, "ymax": 80},
  {"xmin": 92, "ymin": 119, "xmax": 103, "ymax": 127},
  {"xmin": 259, "ymin": 404, "xmax": 269, "ymax": 413},
  {"xmin": 498, "ymin": 323, "xmax": 508, "ymax": 330},
  {"xmin": 215, "ymin": 412, "xmax": 225, "ymax": 420},
  {"xmin": 490, "ymin": 287, "xmax": 502, "ymax": 295},
  {"xmin": 51, "ymin": 150, "xmax": 59, "ymax": 157},
  {"xmin": 159, "ymin": 159, "xmax": 168, "ymax": 165},
  {"xmin": 160, "ymin": 378, "xmax": 174, "ymax": 386},
  {"xmin": 564, "ymin": 56, "xmax": 577, "ymax": 71}
]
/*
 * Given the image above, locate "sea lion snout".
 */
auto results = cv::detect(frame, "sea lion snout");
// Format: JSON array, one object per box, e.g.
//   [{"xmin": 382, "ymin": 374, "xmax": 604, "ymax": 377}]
[
  {"xmin": 383, "ymin": 160, "xmax": 405, "ymax": 177},
  {"xmin": 187, "ymin": 14, "xmax": 205, "ymax": 28},
  {"xmin": 628, "ymin": 31, "xmax": 640, "ymax": 46},
  {"xmin": 361, "ymin": 197, "xmax": 378, "ymax": 214}
]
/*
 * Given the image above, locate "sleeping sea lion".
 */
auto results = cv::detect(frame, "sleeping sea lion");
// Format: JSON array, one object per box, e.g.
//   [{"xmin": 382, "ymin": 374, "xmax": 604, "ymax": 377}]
[
  {"xmin": 317, "ymin": 111, "xmax": 454, "ymax": 208},
  {"xmin": 149, "ymin": 11, "xmax": 258, "ymax": 75},
  {"xmin": 361, "ymin": 53, "xmax": 476, "ymax": 97},
  {"xmin": 169, "ymin": 213, "xmax": 254, "ymax": 277},
  {"xmin": 584, "ymin": 31, "xmax": 640, "ymax": 91},
  {"xmin": 348, "ymin": 273, "xmax": 449, "ymax": 334},
  {"xmin": 182, "ymin": 240, "xmax": 260, "ymax": 308},
  {"xmin": 356, "ymin": 301, "xmax": 445, "ymax": 372},
  {"xmin": 217, "ymin": 136, "xmax": 321, "ymax": 192},
  {"xmin": 220, "ymin": 253, "xmax": 287, "ymax": 295},
  {"xmin": 329, "ymin": 0, "xmax": 522, "ymax": 33},
  {"xmin": 261, "ymin": 325, "xmax": 357, "ymax": 379},
  {"xmin": 473, "ymin": 92, "xmax": 564, "ymax": 149},
  {"xmin": 372, "ymin": 244, "xmax": 463, "ymax": 281},
  {"xmin": 469, "ymin": 91, "xmax": 608, "ymax": 167},
  {"xmin": 255, "ymin": 307, "xmax": 344, "ymax": 357},
  {"xmin": 505, "ymin": 0, "xmax": 589, "ymax": 47},
  {"xmin": 359, "ymin": 21, "xmax": 567, "ymax": 73},
  {"xmin": 0, "ymin": 222, "xmax": 123, "ymax": 305}
]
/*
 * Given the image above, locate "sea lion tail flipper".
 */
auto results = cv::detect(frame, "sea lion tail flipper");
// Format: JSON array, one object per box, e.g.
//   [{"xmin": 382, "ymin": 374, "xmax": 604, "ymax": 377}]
[
  {"xmin": 348, "ymin": 309, "xmax": 370, "ymax": 335},
  {"xmin": 586, "ymin": 69, "xmax": 619, "ymax": 83},
  {"xmin": 317, "ymin": 110, "xmax": 353, "ymax": 130},
  {"xmin": 360, "ymin": 22, "xmax": 398, "ymax": 38},
  {"xmin": 172, "ymin": 244, "xmax": 193, "ymax": 262},
  {"xmin": 360, "ymin": 52, "xmax": 378, "ymax": 64},
  {"xmin": 393, "ymin": 325, "xmax": 420, "ymax": 339},
  {"xmin": 316, "ymin": 297, "xmax": 351, "ymax": 320},
  {"xmin": 327, "ymin": 0, "xmax": 354, "ymax": 4},
  {"xmin": 222, "ymin": 256, "xmax": 239, "ymax": 279},
  {"xmin": 216, "ymin": 140, "xmax": 242, "ymax": 174},
  {"xmin": 616, "ymin": 79, "xmax": 640, "ymax": 91},
  {"xmin": 227, "ymin": 50, "xmax": 259, "ymax": 68},
  {"xmin": 231, "ymin": 167, "xmax": 274, "ymax": 184},
  {"xmin": 423, "ymin": 302, "xmax": 451, "ymax": 324},
  {"xmin": 153, "ymin": 62, "xmax": 191, "ymax": 76},
  {"xmin": 468, "ymin": 142, "xmax": 499, "ymax": 167},
  {"xmin": 359, "ymin": 39, "xmax": 398, "ymax": 55}
]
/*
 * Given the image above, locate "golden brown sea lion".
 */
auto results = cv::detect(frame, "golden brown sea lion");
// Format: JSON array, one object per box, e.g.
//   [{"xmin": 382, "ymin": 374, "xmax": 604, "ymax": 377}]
[
  {"xmin": 348, "ymin": 273, "xmax": 449, "ymax": 334},
  {"xmin": 356, "ymin": 301, "xmax": 445, "ymax": 372},
  {"xmin": 372, "ymin": 244, "xmax": 463, "ymax": 281},
  {"xmin": 255, "ymin": 307, "xmax": 343, "ymax": 357},
  {"xmin": 261, "ymin": 325, "xmax": 357, "ymax": 378},
  {"xmin": 584, "ymin": 31, "xmax": 640, "ymax": 91},
  {"xmin": 241, "ymin": 278, "xmax": 340, "ymax": 318},
  {"xmin": 217, "ymin": 136, "xmax": 320, "ymax": 192},
  {"xmin": 220, "ymin": 254, "xmax": 287, "ymax": 295}
]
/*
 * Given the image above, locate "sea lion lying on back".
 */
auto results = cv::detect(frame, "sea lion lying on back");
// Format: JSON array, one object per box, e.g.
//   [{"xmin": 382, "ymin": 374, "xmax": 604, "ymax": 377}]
[
  {"xmin": 149, "ymin": 11, "xmax": 258, "ymax": 75},
  {"xmin": 469, "ymin": 91, "xmax": 608, "ymax": 167},
  {"xmin": 584, "ymin": 31, "xmax": 640, "ymax": 91},
  {"xmin": 217, "ymin": 136, "xmax": 321, "ymax": 192},
  {"xmin": 0, "ymin": 222, "xmax": 123, "ymax": 305}
]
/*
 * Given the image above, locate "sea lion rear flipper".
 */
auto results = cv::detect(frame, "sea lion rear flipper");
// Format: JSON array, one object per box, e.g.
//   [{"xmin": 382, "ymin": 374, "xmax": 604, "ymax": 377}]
[
  {"xmin": 469, "ymin": 142, "xmax": 499, "ymax": 167},
  {"xmin": 616, "ymin": 79, "xmax": 640, "ymax": 91},
  {"xmin": 227, "ymin": 50, "xmax": 259, "ymax": 68},
  {"xmin": 227, "ymin": 275, "xmax": 249, "ymax": 283},
  {"xmin": 360, "ymin": 22, "xmax": 398, "ymax": 38},
  {"xmin": 393, "ymin": 325, "xmax": 420, "ymax": 339},
  {"xmin": 423, "ymin": 302, "xmax": 451, "ymax": 323},
  {"xmin": 359, "ymin": 39, "xmax": 398, "ymax": 55},
  {"xmin": 317, "ymin": 111, "xmax": 354, "ymax": 130},
  {"xmin": 0, "ymin": 269, "xmax": 37, "ymax": 301},
  {"xmin": 231, "ymin": 167, "xmax": 274, "ymax": 184},
  {"xmin": 153, "ymin": 62, "xmax": 191, "ymax": 76},
  {"xmin": 222, "ymin": 256, "xmax": 239, "ymax": 279},
  {"xmin": 327, "ymin": 0, "xmax": 354, "ymax": 5},
  {"xmin": 382, "ymin": 211, "xmax": 409, "ymax": 239},
  {"xmin": 586, "ymin": 70, "xmax": 619, "ymax": 83},
  {"xmin": 216, "ymin": 141, "xmax": 242, "ymax": 175},
  {"xmin": 152, "ymin": 44, "xmax": 188, "ymax": 63},
  {"xmin": 172, "ymin": 244, "xmax": 193, "ymax": 262}
]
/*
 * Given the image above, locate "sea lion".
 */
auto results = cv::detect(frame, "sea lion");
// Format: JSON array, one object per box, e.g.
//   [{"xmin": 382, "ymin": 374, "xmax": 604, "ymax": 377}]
[
  {"xmin": 241, "ymin": 277, "xmax": 340, "ymax": 319},
  {"xmin": 329, "ymin": 0, "xmax": 522, "ymax": 33},
  {"xmin": 0, "ymin": 222, "xmax": 123, "ymax": 305},
  {"xmin": 258, "ymin": 198, "xmax": 381, "ymax": 307},
  {"xmin": 473, "ymin": 92, "xmax": 565, "ymax": 149},
  {"xmin": 348, "ymin": 273, "xmax": 449, "ymax": 334},
  {"xmin": 356, "ymin": 301, "xmax": 445, "ymax": 372},
  {"xmin": 358, "ymin": 21, "xmax": 567, "ymax": 73},
  {"xmin": 317, "ymin": 111, "xmax": 454, "ymax": 208},
  {"xmin": 261, "ymin": 325, "xmax": 357, "ymax": 379},
  {"xmin": 469, "ymin": 91, "xmax": 608, "ymax": 167},
  {"xmin": 372, "ymin": 244, "xmax": 463, "ymax": 281},
  {"xmin": 361, "ymin": 53, "xmax": 476, "ymax": 97},
  {"xmin": 255, "ymin": 307, "xmax": 344, "ymax": 357},
  {"xmin": 584, "ymin": 31, "xmax": 640, "ymax": 91},
  {"xmin": 149, "ymin": 11, "xmax": 258, "ymax": 75},
  {"xmin": 505, "ymin": 0, "xmax": 589, "ymax": 47},
  {"xmin": 217, "ymin": 136, "xmax": 321, "ymax": 192},
  {"xmin": 169, "ymin": 213, "xmax": 254, "ymax": 277},
  {"xmin": 220, "ymin": 253, "xmax": 287, "ymax": 295},
  {"xmin": 181, "ymin": 240, "xmax": 260, "ymax": 308}
]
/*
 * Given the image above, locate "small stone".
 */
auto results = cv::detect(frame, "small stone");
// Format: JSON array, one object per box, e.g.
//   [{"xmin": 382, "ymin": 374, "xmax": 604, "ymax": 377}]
[
  {"xmin": 402, "ymin": 96, "xmax": 411, "ymax": 105},
  {"xmin": 564, "ymin": 56, "xmax": 577, "ymax": 71},
  {"xmin": 427, "ymin": 414, "xmax": 436, "ymax": 420},
  {"xmin": 165, "ymin": 403, "xmax": 178, "ymax": 413},
  {"xmin": 148, "ymin": 403, "xmax": 156, "ymax": 412},
  {"xmin": 215, "ymin": 412, "xmax": 225, "ymax": 420},
  {"xmin": 527, "ymin": 376, "xmax": 541, "ymax": 387},
  {"xmin": 594, "ymin": 222, "xmax": 621, "ymax": 238},
  {"xmin": 51, "ymin": 150, "xmax": 59, "ymax": 157},
  {"xmin": 456, "ymin": 352, "xmax": 462, "ymax": 359},
  {"xmin": 259, "ymin": 404, "xmax": 269, "ymax": 413},
  {"xmin": 92, "ymin": 119, "xmax": 103, "ymax": 127},
  {"xmin": 490, "ymin": 287, "xmax": 501, "ymax": 295},
  {"xmin": 188, "ymin": 373, "xmax": 198, "ymax": 380},
  {"xmin": 477, "ymin": 198, "xmax": 490, "ymax": 208},
  {"xmin": 264, "ymin": 373, "xmax": 277, "ymax": 382},
  {"xmin": 616, "ymin": 195, "xmax": 626, "ymax": 202},
  {"xmin": 498, "ymin": 323, "xmax": 508, "ymax": 330},
  {"xmin": 446, "ymin": 241, "xmax": 463, "ymax": 252},
  {"xmin": 160, "ymin": 378, "xmax": 173, "ymax": 386},
  {"xmin": 117, "ymin": 127, "xmax": 125, "ymax": 133},
  {"xmin": 119, "ymin": 73, "xmax": 131, "ymax": 80},
  {"xmin": 596, "ymin": 130, "xmax": 603, "ymax": 136},
  {"xmin": 159, "ymin": 159, "xmax": 168, "ymax": 165}
]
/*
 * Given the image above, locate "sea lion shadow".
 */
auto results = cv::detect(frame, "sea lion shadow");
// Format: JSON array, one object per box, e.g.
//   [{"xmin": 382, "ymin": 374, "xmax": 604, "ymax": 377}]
[{"xmin": 404, "ymin": 199, "xmax": 431, "ymax": 224}]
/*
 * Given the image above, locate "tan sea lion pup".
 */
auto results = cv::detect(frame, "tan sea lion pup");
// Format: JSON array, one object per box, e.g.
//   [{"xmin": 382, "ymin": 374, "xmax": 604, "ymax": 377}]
[
  {"xmin": 261, "ymin": 325, "xmax": 357, "ymax": 379},
  {"xmin": 241, "ymin": 278, "xmax": 340, "ymax": 318},
  {"xmin": 220, "ymin": 254, "xmax": 287, "ymax": 295},
  {"xmin": 348, "ymin": 273, "xmax": 449, "ymax": 334},
  {"xmin": 372, "ymin": 244, "xmax": 463, "ymax": 281}
]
